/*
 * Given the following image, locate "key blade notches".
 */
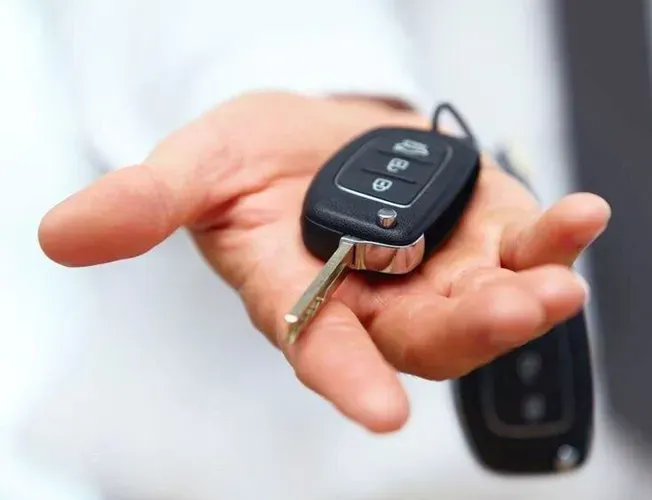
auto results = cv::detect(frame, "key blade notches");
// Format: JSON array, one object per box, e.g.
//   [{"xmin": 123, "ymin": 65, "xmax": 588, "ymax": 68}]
[{"xmin": 284, "ymin": 239, "xmax": 355, "ymax": 344}]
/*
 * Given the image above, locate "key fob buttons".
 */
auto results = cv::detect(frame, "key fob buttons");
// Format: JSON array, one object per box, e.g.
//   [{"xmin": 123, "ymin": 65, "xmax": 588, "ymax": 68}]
[
  {"xmin": 479, "ymin": 327, "xmax": 576, "ymax": 438},
  {"xmin": 334, "ymin": 137, "xmax": 452, "ymax": 207}
]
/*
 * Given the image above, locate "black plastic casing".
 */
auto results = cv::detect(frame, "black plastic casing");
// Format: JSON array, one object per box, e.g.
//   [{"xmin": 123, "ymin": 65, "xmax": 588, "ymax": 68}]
[
  {"xmin": 454, "ymin": 311, "xmax": 594, "ymax": 474},
  {"xmin": 301, "ymin": 127, "xmax": 481, "ymax": 263}
]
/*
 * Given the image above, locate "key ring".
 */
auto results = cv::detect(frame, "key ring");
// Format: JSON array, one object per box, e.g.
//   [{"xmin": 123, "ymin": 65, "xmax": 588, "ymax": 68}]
[{"xmin": 432, "ymin": 102, "xmax": 479, "ymax": 149}]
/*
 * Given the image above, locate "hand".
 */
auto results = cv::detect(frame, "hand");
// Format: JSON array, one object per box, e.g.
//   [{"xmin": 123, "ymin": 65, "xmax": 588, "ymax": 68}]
[{"xmin": 39, "ymin": 92, "xmax": 610, "ymax": 433}]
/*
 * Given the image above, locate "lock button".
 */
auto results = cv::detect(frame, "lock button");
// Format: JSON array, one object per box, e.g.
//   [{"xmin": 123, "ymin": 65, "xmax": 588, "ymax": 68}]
[
  {"xmin": 335, "ymin": 141, "xmax": 446, "ymax": 206},
  {"xmin": 336, "ymin": 167, "xmax": 422, "ymax": 205}
]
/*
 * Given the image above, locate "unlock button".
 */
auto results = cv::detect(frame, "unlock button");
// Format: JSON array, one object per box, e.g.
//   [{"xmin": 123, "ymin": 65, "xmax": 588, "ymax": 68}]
[
  {"xmin": 337, "ymin": 168, "xmax": 422, "ymax": 205},
  {"xmin": 363, "ymin": 152, "xmax": 438, "ymax": 185}
]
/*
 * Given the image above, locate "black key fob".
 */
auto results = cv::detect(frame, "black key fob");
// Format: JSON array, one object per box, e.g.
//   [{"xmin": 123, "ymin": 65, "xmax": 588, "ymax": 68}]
[
  {"xmin": 454, "ymin": 312, "xmax": 593, "ymax": 474},
  {"xmin": 286, "ymin": 103, "xmax": 483, "ymax": 343},
  {"xmin": 301, "ymin": 128, "xmax": 481, "ymax": 266}
]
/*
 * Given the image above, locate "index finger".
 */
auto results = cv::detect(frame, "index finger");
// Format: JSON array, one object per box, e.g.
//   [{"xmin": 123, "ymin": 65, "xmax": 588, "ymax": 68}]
[{"xmin": 234, "ymin": 239, "xmax": 409, "ymax": 433}]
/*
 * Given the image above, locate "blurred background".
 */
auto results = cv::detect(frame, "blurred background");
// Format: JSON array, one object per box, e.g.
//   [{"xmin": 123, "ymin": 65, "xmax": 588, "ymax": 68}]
[{"xmin": 1, "ymin": 0, "xmax": 651, "ymax": 498}]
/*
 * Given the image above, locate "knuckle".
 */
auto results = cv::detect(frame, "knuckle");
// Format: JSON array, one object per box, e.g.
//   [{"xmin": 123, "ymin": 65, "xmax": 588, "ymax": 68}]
[
  {"xmin": 426, "ymin": 366, "xmax": 456, "ymax": 382},
  {"xmin": 134, "ymin": 163, "xmax": 178, "ymax": 232},
  {"xmin": 194, "ymin": 129, "xmax": 244, "ymax": 191},
  {"xmin": 293, "ymin": 362, "xmax": 313, "ymax": 388}
]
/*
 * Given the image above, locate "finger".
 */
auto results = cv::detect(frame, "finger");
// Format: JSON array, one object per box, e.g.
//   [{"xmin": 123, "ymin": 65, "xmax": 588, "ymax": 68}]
[
  {"xmin": 234, "ymin": 233, "xmax": 409, "ymax": 433},
  {"xmin": 501, "ymin": 192, "xmax": 611, "ymax": 270},
  {"xmin": 450, "ymin": 265, "xmax": 590, "ymax": 368},
  {"xmin": 38, "ymin": 94, "xmax": 312, "ymax": 266},
  {"xmin": 369, "ymin": 265, "xmax": 586, "ymax": 380},
  {"xmin": 38, "ymin": 165, "xmax": 193, "ymax": 266},
  {"xmin": 451, "ymin": 264, "xmax": 588, "ymax": 321},
  {"xmin": 419, "ymin": 223, "xmax": 501, "ymax": 296},
  {"xmin": 284, "ymin": 301, "xmax": 409, "ymax": 433},
  {"xmin": 417, "ymin": 161, "xmax": 530, "ymax": 295},
  {"xmin": 38, "ymin": 119, "xmax": 254, "ymax": 267}
]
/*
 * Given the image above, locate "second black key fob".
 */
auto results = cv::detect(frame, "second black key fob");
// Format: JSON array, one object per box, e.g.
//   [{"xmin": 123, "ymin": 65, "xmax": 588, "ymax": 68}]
[{"xmin": 454, "ymin": 312, "xmax": 593, "ymax": 474}]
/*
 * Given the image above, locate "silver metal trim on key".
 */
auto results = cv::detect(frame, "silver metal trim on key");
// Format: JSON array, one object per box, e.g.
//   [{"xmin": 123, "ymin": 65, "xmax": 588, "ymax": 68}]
[
  {"xmin": 376, "ymin": 208, "xmax": 397, "ymax": 228},
  {"xmin": 342, "ymin": 235, "xmax": 424, "ymax": 274},
  {"xmin": 284, "ymin": 235, "xmax": 425, "ymax": 344}
]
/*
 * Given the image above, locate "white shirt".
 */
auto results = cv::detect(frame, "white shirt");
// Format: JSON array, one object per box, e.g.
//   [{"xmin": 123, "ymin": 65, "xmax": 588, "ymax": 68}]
[{"xmin": 1, "ymin": 1, "xmax": 649, "ymax": 499}]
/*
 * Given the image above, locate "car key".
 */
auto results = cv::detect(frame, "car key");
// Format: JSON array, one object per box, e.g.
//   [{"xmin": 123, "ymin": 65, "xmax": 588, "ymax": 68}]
[
  {"xmin": 453, "ymin": 147, "xmax": 594, "ymax": 474},
  {"xmin": 284, "ymin": 103, "xmax": 481, "ymax": 343},
  {"xmin": 454, "ymin": 312, "xmax": 593, "ymax": 474}
]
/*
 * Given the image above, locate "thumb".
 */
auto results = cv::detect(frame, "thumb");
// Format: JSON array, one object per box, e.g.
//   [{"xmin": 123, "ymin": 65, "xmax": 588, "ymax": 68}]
[
  {"xmin": 38, "ymin": 124, "xmax": 244, "ymax": 267},
  {"xmin": 39, "ymin": 165, "xmax": 192, "ymax": 266}
]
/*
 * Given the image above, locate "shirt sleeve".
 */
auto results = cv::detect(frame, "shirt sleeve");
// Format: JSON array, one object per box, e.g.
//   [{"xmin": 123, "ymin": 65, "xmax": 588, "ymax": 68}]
[
  {"xmin": 181, "ymin": 2, "xmax": 434, "ymax": 121},
  {"xmin": 59, "ymin": 0, "xmax": 433, "ymax": 169}
]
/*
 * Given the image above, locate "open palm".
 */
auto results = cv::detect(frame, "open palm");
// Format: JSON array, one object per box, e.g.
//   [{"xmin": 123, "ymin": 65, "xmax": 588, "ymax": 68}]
[{"xmin": 39, "ymin": 92, "xmax": 610, "ymax": 432}]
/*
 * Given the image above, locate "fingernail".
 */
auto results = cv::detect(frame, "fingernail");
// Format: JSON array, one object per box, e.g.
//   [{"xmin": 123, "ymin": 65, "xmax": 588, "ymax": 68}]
[
  {"xmin": 578, "ymin": 230, "xmax": 606, "ymax": 261},
  {"xmin": 575, "ymin": 272, "xmax": 591, "ymax": 302},
  {"xmin": 589, "ymin": 224, "xmax": 608, "ymax": 246}
]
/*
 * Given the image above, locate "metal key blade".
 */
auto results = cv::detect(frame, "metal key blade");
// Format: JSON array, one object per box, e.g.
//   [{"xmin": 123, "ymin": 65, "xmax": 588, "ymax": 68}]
[{"xmin": 284, "ymin": 239, "xmax": 355, "ymax": 344}]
